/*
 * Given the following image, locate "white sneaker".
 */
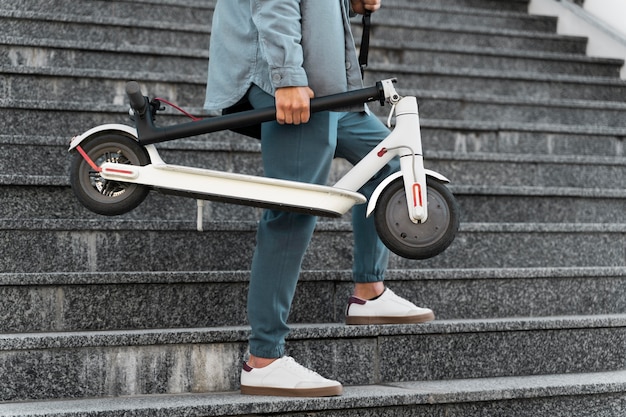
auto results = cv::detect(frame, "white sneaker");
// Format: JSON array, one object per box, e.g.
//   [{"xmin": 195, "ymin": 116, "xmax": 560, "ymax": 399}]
[
  {"xmin": 240, "ymin": 356, "xmax": 343, "ymax": 397},
  {"xmin": 345, "ymin": 288, "xmax": 435, "ymax": 325}
]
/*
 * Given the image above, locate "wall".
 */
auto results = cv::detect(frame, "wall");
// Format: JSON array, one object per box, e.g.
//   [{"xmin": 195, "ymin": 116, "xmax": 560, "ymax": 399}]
[
  {"xmin": 528, "ymin": 0, "xmax": 626, "ymax": 78},
  {"xmin": 583, "ymin": 0, "xmax": 626, "ymax": 38}
]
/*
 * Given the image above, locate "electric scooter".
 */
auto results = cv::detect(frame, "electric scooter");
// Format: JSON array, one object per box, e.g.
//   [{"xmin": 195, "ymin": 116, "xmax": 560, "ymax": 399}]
[{"xmin": 68, "ymin": 78, "xmax": 460, "ymax": 259}]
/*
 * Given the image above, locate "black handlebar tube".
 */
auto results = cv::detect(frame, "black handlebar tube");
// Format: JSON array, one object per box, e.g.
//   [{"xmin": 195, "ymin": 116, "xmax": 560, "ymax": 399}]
[{"xmin": 125, "ymin": 81, "xmax": 386, "ymax": 146}]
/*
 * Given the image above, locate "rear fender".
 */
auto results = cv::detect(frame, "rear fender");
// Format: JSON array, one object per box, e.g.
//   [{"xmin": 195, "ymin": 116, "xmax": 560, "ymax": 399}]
[{"xmin": 68, "ymin": 124, "xmax": 138, "ymax": 151}]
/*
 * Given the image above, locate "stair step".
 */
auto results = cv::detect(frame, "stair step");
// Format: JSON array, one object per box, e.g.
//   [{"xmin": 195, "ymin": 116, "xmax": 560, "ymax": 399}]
[
  {"xmin": 366, "ymin": 65, "xmax": 626, "ymax": 102},
  {"xmin": 0, "ymin": 34, "xmax": 609, "ymax": 78},
  {"xmin": 0, "ymin": 8, "xmax": 573, "ymax": 61},
  {"xmin": 0, "ymin": 0, "xmax": 215, "ymax": 26},
  {"xmin": 2, "ymin": 179, "xmax": 624, "ymax": 224},
  {"xmin": 2, "ymin": 370, "xmax": 626, "ymax": 416},
  {"xmin": 374, "ymin": 6, "xmax": 558, "ymax": 33},
  {"xmin": 0, "ymin": 267, "xmax": 624, "ymax": 332},
  {"xmin": 5, "ymin": 128, "xmax": 625, "ymax": 188},
  {"xmin": 360, "ymin": 25, "xmax": 588, "ymax": 55},
  {"xmin": 0, "ymin": 36, "xmax": 209, "ymax": 76},
  {"xmin": 368, "ymin": 40, "xmax": 623, "ymax": 76},
  {"xmin": 4, "ymin": 64, "xmax": 626, "ymax": 105},
  {"xmin": 0, "ymin": 316, "xmax": 624, "ymax": 401},
  {"xmin": 387, "ymin": 0, "xmax": 531, "ymax": 13},
  {"xmin": 4, "ymin": 90, "xmax": 626, "ymax": 141},
  {"xmin": 0, "ymin": 10, "xmax": 211, "ymax": 48},
  {"xmin": 0, "ymin": 219, "xmax": 623, "ymax": 273}
]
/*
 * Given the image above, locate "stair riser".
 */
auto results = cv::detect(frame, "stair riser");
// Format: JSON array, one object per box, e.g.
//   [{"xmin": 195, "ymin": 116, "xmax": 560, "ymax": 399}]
[
  {"xmin": 6, "ymin": 71, "xmax": 626, "ymax": 104},
  {"xmin": 0, "ymin": 74, "xmax": 208, "ymax": 107},
  {"xmin": 0, "ymin": 226, "xmax": 623, "ymax": 273},
  {"xmin": 365, "ymin": 71, "xmax": 626, "ymax": 103},
  {"xmin": 4, "ymin": 101, "xmax": 626, "ymax": 144},
  {"xmin": 364, "ymin": 29, "xmax": 587, "ymax": 54},
  {"xmin": 1, "ymin": 273, "xmax": 624, "ymax": 332},
  {"xmin": 3, "ymin": 185, "xmax": 623, "ymax": 224},
  {"xmin": 387, "ymin": 0, "xmax": 531, "ymax": 12},
  {"xmin": 369, "ymin": 46, "xmax": 620, "ymax": 76},
  {"xmin": 0, "ymin": 325, "xmax": 623, "ymax": 401},
  {"xmin": 3, "ymin": 126, "xmax": 623, "ymax": 160},
  {"xmin": 2, "ymin": 1, "xmax": 215, "ymax": 25},
  {"xmin": 414, "ymin": 99, "xmax": 626, "ymax": 128},
  {"xmin": 0, "ymin": 42, "xmax": 604, "ymax": 82},
  {"xmin": 458, "ymin": 194, "xmax": 626, "ymax": 224},
  {"xmin": 374, "ymin": 9, "xmax": 557, "ymax": 33},
  {"xmin": 1, "ymin": 45, "xmax": 208, "ymax": 76},
  {"xmin": 3, "ymin": 17, "xmax": 211, "ymax": 49},
  {"xmin": 428, "ymin": 158, "xmax": 626, "ymax": 189},
  {"xmin": 3, "ymin": 140, "xmax": 624, "ymax": 189},
  {"xmin": 421, "ymin": 128, "xmax": 625, "ymax": 157},
  {"xmin": 4, "ymin": 1, "xmax": 535, "ymax": 32}
]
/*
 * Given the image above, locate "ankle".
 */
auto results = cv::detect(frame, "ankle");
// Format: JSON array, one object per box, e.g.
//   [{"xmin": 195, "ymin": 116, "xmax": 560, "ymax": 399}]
[
  {"xmin": 353, "ymin": 282, "xmax": 385, "ymax": 300},
  {"xmin": 248, "ymin": 355, "xmax": 278, "ymax": 369}
]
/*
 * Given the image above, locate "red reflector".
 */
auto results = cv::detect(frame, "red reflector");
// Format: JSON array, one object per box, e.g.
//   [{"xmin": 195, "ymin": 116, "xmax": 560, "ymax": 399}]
[
  {"xmin": 412, "ymin": 183, "xmax": 423, "ymax": 207},
  {"xmin": 104, "ymin": 167, "xmax": 135, "ymax": 175}
]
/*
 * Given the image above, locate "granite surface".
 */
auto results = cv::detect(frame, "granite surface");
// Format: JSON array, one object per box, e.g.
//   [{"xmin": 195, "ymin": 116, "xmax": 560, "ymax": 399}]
[
  {"xmin": 1, "ymin": 267, "xmax": 625, "ymax": 332},
  {"xmin": 0, "ymin": 317, "xmax": 625, "ymax": 401},
  {"xmin": 2, "ymin": 0, "xmax": 626, "ymax": 413},
  {"xmin": 1, "ymin": 220, "xmax": 624, "ymax": 274},
  {"xmin": 0, "ymin": 370, "xmax": 625, "ymax": 416}
]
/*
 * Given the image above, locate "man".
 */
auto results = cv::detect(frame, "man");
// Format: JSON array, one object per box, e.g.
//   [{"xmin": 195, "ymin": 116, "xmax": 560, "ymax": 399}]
[{"xmin": 205, "ymin": 0, "xmax": 434, "ymax": 397}]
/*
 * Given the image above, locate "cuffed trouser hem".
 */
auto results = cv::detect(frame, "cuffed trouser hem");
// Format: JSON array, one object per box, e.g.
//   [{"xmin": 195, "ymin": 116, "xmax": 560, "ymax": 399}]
[
  {"xmin": 249, "ymin": 343, "xmax": 285, "ymax": 360},
  {"xmin": 353, "ymin": 273, "xmax": 385, "ymax": 284}
]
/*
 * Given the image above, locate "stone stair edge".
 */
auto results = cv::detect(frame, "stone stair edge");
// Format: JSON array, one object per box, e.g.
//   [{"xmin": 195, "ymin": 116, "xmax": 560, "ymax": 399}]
[
  {"xmin": 5, "ymin": 62, "xmax": 626, "ymax": 88},
  {"xmin": 3, "ymin": 117, "xmax": 626, "ymax": 144},
  {"xmin": 1, "ymin": 370, "xmax": 625, "ymax": 417},
  {"xmin": 0, "ymin": 217, "xmax": 624, "ymax": 233},
  {"xmin": 1, "ymin": 33, "xmax": 599, "ymax": 62},
  {"xmin": 3, "ymin": 174, "xmax": 626, "ymax": 200},
  {"xmin": 2, "ymin": 315, "xmax": 626, "ymax": 351},
  {"xmin": 0, "ymin": 7, "xmax": 557, "ymax": 35},
  {"xmin": 5, "ymin": 88, "xmax": 626, "ymax": 120},
  {"xmin": 0, "ymin": 0, "xmax": 545, "ymax": 21},
  {"xmin": 0, "ymin": 9, "xmax": 210, "ymax": 34},
  {"xmin": 0, "ymin": 266, "xmax": 622, "ymax": 287},
  {"xmin": 0, "ymin": 35, "xmax": 209, "ymax": 58},
  {"xmin": 370, "ymin": 38, "xmax": 621, "ymax": 65}
]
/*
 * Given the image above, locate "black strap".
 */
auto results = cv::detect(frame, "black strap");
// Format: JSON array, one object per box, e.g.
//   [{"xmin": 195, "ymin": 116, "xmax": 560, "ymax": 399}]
[{"xmin": 359, "ymin": 11, "xmax": 372, "ymax": 78}]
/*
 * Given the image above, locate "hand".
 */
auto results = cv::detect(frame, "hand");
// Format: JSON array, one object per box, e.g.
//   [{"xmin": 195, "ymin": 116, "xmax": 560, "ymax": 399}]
[
  {"xmin": 275, "ymin": 86, "xmax": 315, "ymax": 125},
  {"xmin": 350, "ymin": 0, "xmax": 381, "ymax": 15}
]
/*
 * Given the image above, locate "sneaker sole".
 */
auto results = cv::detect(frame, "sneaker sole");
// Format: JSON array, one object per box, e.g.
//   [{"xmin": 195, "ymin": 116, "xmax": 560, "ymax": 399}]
[
  {"xmin": 240, "ymin": 384, "xmax": 343, "ymax": 397},
  {"xmin": 345, "ymin": 311, "xmax": 435, "ymax": 325}
]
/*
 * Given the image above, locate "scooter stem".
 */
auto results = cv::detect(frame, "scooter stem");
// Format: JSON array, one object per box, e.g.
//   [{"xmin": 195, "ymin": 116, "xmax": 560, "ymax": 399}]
[{"xmin": 127, "ymin": 80, "xmax": 390, "ymax": 145}]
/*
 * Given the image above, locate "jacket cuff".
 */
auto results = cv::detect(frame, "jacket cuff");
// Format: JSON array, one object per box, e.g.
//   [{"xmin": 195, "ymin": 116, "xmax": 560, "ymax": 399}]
[{"xmin": 270, "ymin": 67, "xmax": 309, "ymax": 89}]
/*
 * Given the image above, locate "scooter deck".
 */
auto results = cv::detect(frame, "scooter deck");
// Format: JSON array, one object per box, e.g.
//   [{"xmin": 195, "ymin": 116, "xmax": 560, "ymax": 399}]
[{"xmin": 100, "ymin": 162, "xmax": 367, "ymax": 217}]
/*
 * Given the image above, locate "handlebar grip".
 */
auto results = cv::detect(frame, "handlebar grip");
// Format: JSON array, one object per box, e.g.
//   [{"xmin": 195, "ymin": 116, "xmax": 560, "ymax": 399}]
[{"xmin": 126, "ymin": 81, "xmax": 148, "ymax": 115}]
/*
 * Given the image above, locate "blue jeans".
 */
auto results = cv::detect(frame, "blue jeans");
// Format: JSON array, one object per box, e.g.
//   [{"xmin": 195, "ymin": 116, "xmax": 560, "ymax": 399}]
[{"xmin": 246, "ymin": 85, "xmax": 399, "ymax": 358}]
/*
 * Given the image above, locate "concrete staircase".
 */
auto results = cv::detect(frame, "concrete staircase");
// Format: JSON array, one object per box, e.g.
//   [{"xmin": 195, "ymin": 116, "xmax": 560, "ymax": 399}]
[{"xmin": 1, "ymin": 0, "xmax": 625, "ymax": 415}]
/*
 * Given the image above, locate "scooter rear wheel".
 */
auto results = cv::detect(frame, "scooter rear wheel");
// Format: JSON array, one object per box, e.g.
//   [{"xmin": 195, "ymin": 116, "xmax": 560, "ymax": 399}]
[
  {"xmin": 374, "ymin": 177, "xmax": 460, "ymax": 259},
  {"xmin": 70, "ymin": 133, "xmax": 150, "ymax": 216}
]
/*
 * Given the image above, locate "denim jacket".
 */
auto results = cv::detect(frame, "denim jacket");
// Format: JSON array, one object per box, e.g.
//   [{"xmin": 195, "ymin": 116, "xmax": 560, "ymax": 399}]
[{"xmin": 204, "ymin": 0, "xmax": 363, "ymax": 113}]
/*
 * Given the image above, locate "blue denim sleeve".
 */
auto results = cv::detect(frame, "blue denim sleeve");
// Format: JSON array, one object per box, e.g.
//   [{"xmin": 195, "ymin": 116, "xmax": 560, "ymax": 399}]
[{"xmin": 251, "ymin": 0, "xmax": 309, "ymax": 89}]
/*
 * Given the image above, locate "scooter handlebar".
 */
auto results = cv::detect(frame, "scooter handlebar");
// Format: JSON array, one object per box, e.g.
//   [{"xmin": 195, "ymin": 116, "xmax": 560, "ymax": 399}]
[{"xmin": 126, "ymin": 81, "xmax": 148, "ymax": 116}]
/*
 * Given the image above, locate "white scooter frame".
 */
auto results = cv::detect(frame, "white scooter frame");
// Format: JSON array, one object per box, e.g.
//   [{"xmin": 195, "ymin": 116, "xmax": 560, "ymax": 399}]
[{"xmin": 69, "ymin": 79, "xmax": 460, "ymax": 259}]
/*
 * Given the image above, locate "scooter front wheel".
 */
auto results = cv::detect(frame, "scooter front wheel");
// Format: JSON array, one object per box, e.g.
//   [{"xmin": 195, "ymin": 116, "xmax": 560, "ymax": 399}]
[
  {"xmin": 374, "ymin": 177, "xmax": 460, "ymax": 259},
  {"xmin": 70, "ymin": 133, "xmax": 150, "ymax": 216}
]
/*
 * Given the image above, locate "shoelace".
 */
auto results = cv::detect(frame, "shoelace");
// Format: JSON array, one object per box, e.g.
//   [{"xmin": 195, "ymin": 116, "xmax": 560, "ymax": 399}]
[{"xmin": 282, "ymin": 356, "xmax": 323, "ymax": 377}]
